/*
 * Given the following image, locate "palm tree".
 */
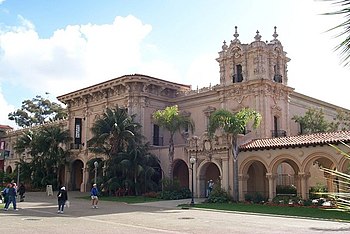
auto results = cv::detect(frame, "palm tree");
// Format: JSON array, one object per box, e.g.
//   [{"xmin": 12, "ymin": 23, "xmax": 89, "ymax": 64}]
[
  {"xmin": 208, "ymin": 108, "xmax": 261, "ymax": 202},
  {"xmin": 152, "ymin": 105, "xmax": 194, "ymax": 179},
  {"xmin": 14, "ymin": 124, "xmax": 71, "ymax": 188},
  {"xmin": 119, "ymin": 142, "xmax": 160, "ymax": 195},
  {"xmin": 88, "ymin": 107, "xmax": 141, "ymax": 158},
  {"xmin": 323, "ymin": 0, "xmax": 350, "ymax": 67},
  {"xmin": 88, "ymin": 106, "xmax": 142, "ymax": 191}
]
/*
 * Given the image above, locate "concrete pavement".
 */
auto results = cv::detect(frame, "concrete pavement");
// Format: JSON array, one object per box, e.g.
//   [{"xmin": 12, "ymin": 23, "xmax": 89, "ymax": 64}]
[{"xmin": 1, "ymin": 191, "xmax": 350, "ymax": 234}]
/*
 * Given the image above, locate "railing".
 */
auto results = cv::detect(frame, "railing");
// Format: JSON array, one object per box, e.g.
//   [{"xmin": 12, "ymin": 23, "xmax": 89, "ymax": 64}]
[
  {"xmin": 271, "ymin": 130, "xmax": 286, "ymax": 138},
  {"xmin": 70, "ymin": 143, "xmax": 83, "ymax": 150}
]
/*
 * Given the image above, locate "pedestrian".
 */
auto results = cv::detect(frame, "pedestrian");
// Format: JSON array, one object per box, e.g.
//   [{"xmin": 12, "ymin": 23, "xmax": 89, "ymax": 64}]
[
  {"xmin": 1, "ymin": 183, "xmax": 10, "ymax": 205},
  {"xmin": 90, "ymin": 183, "xmax": 99, "ymax": 209},
  {"xmin": 18, "ymin": 183, "xmax": 26, "ymax": 202},
  {"xmin": 57, "ymin": 186, "xmax": 68, "ymax": 214},
  {"xmin": 208, "ymin": 180, "xmax": 214, "ymax": 196},
  {"xmin": 4, "ymin": 183, "xmax": 18, "ymax": 211}
]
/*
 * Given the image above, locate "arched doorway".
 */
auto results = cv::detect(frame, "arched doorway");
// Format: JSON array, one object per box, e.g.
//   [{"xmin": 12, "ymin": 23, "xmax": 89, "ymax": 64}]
[
  {"xmin": 272, "ymin": 158, "xmax": 300, "ymax": 198},
  {"xmin": 71, "ymin": 160, "xmax": 84, "ymax": 191},
  {"xmin": 304, "ymin": 155, "xmax": 337, "ymax": 197},
  {"xmin": 173, "ymin": 159, "xmax": 189, "ymax": 188},
  {"xmin": 246, "ymin": 161, "xmax": 268, "ymax": 199},
  {"xmin": 199, "ymin": 162, "xmax": 220, "ymax": 197},
  {"xmin": 6, "ymin": 166, "xmax": 12, "ymax": 174}
]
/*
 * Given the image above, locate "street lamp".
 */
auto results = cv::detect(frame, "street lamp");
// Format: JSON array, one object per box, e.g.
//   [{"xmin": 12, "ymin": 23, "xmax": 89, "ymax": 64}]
[
  {"xmin": 190, "ymin": 155, "xmax": 196, "ymax": 206},
  {"xmin": 94, "ymin": 161, "xmax": 98, "ymax": 185}
]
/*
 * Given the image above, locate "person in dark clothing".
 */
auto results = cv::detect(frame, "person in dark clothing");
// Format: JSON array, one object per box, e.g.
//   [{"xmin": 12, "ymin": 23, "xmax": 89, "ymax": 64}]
[
  {"xmin": 1, "ymin": 183, "xmax": 10, "ymax": 205},
  {"xmin": 4, "ymin": 183, "xmax": 18, "ymax": 211},
  {"xmin": 18, "ymin": 183, "xmax": 25, "ymax": 202},
  {"xmin": 57, "ymin": 186, "xmax": 68, "ymax": 214}
]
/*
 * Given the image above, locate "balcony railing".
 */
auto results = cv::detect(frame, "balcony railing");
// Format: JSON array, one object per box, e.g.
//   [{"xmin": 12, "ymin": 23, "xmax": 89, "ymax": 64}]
[
  {"xmin": 70, "ymin": 143, "xmax": 83, "ymax": 150},
  {"xmin": 271, "ymin": 130, "xmax": 286, "ymax": 138}
]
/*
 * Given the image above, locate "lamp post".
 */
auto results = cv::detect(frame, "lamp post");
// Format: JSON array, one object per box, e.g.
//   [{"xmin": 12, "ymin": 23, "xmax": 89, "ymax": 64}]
[
  {"xmin": 190, "ymin": 155, "xmax": 196, "ymax": 206},
  {"xmin": 94, "ymin": 161, "xmax": 98, "ymax": 185}
]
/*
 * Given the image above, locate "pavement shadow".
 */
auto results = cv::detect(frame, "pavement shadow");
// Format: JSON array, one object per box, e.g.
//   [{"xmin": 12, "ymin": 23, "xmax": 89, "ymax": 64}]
[{"xmin": 0, "ymin": 192, "xmax": 198, "ymax": 218}]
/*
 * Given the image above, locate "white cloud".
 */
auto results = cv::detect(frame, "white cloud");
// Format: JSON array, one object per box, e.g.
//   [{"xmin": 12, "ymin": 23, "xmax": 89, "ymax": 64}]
[
  {"xmin": 0, "ymin": 85, "xmax": 14, "ymax": 127},
  {"xmin": 0, "ymin": 15, "xmax": 154, "ymax": 97},
  {"xmin": 0, "ymin": 15, "xmax": 165, "ymax": 127}
]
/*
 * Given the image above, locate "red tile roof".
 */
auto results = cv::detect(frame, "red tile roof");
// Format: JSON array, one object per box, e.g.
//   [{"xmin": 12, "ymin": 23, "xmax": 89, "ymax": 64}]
[
  {"xmin": 0, "ymin": 125, "xmax": 13, "ymax": 130},
  {"xmin": 240, "ymin": 131, "xmax": 350, "ymax": 151}
]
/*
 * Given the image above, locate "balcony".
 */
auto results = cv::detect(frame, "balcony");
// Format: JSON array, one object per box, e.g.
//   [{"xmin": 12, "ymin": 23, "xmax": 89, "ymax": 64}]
[
  {"xmin": 271, "ymin": 130, "xmax": 287, "ymax": 138},
  {"xmin": 70, "ymin": 143, "xmax": 83, "ymax": 150}
]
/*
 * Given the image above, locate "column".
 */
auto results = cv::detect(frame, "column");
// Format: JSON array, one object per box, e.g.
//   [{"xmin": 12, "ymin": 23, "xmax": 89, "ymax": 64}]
[
  {"xmin": 266, "ymin": 173, "xmax": 275, "ymax": 201},
  {"xmin": 298, "ymin": 172, "xmax": 310, "ymax": 200},
  {"xmin": 81, "ymin": 166, "xmax": 89, "ymax": 192},
  {"xmin": 239, "ymin": 174, "xmax": 249, "ymax": 201},
  {"xmin": 222, "ymin": 157, "xmax": 229, "ymax": 191}
]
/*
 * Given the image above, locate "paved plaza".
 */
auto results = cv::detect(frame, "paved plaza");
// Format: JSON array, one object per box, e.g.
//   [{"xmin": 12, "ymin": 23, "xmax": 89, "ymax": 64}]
[{"xmin": 1, "ymin": 191, "xmax": 350, "ymax": 233}]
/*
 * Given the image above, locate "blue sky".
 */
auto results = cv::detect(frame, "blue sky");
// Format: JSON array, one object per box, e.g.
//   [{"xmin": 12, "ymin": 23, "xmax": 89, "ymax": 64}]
[{"xmin": 0, "ymin": 0, "xmax": 349, "ymax": 128}]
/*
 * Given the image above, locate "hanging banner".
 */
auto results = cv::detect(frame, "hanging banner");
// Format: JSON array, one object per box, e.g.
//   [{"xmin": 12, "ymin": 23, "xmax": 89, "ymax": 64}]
[{"xmin": 74, "ymin": 118, "xmax": 82, "ymax": 144}]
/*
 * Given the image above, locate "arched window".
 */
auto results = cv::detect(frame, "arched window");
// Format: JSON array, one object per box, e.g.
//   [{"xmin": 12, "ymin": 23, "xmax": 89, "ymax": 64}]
[{"xmin": 233, "ymin": 64, "xmax": 243, "ymax": 83}]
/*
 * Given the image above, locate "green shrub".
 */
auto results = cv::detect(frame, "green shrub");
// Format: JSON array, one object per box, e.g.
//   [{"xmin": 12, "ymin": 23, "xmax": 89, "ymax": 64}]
[
  {"xmin": 245, "ymin": 192, "xmax": 267, "ymax": 204},
  {"xmin": 273, "ymin": 195, "xmax": 302, "ymax": 205},
  {"xmin": 276, "ymin": 185, "xmax": 297, "ymax": 195},
  {"xmin": 158, "ymin": 179, "xmax": 191, "ymax": 200},
  {"xmin": 309, "ymin": 183, "xmax": 328, "ymax": 199},
  {"xmin": 207, "ymin": 186, "xmax": 231, "ymax": 203}
]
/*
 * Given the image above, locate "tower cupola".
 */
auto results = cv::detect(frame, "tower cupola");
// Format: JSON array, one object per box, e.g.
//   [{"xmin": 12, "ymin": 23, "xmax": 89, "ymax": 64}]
[{"xmin": 216, "ymin": 27, "xmax": 290, "ymax": 86}]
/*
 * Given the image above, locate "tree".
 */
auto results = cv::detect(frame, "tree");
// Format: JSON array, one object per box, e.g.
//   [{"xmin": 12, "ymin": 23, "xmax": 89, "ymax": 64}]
[
  {"xmin": 208, "ymin": 108, "xmax": 261, "ymax": 202},
  {"xmin": 119, "ymin": 142, "xmax": 160, "ymax": 195},
  {"xmin": 14, "ymin": 124, "xmax": 71, "ymax": 188},
  {"xmin": 152, "ymin": 105, "xmax": 194, "ymax": 179},
  {"xmin": 332, "ymin": 109, "xmax": 350, "ymax": 130},
  {"xmin": 88, "ymin": 106, "xmax": 141, "ymax": 193},
  {"xmin": 88, "ymin": 107, "xmax": 141, "ymax": 158},
  {"xmin": 323, "ymin": 0, "xmax": 350, "ymax": 67},
  {"xmin": 292, "ymin": 108, "xmax": 338, "ymax": 134},
  {"xmin": 89, "ymin": 106, "xmax": 161, "ymax": 195},
  {"xmin": 8, "ymin": 95, "xmax": 67, "ymax": 128}
]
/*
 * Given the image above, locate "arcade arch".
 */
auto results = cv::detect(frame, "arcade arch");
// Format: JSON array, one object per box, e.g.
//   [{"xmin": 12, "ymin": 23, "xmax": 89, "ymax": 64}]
[
  {"xmin": 198, "ymin": 161, "xmax": 221, "ymax": 197},
  {"xmin": 5, "ymin": 165, "xmax": 12, "ymax": 174},
  {"xmin": 71, "ymin": 159, "xmax": 84, "ymax": 191},
  {"xmin": 302, "ymin": 152, "xmax": 338, "ymax": 194},
  {"xmin": 173, "ymin": 159, "xmax": 189, "ymax": 188}
]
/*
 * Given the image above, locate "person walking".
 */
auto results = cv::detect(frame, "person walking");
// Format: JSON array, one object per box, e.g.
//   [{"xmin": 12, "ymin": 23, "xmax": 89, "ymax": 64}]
[
  {"xmin": 4, "ymin": 183, "xmax": 18, "ymax": 211},
  {"xmin": 18, "ymin": 183, "xmax": 26, "ymax": 202},
  {"xmin": 57, "ymin": 186, "xmax": 68, "ymax": 214},
  {"xmin": 90, "ymin": 183, "xmax": 99, "ymax": 209},
  {"xmin": 1, "ymin": 183, "xmax": 10, "ymax": 205}
]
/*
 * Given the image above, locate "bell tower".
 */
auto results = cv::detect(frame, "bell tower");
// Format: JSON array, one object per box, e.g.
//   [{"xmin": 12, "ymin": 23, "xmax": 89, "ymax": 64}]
[{"xmin": 216, "ymin": 26, "xmax": 290, "ymax": 86}]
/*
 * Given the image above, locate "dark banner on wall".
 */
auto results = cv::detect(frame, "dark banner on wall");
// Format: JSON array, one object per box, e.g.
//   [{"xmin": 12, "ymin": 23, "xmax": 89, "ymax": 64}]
[{"xmin": 74, "ymin": 118, "xmax": 82, "ymax": 144}]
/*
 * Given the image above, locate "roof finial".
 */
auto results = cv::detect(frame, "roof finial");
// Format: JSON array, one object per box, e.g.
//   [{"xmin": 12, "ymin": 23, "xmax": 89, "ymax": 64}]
[
  {"xmin": 232, "ymin": 26, "xmax": 240, "ymax": 44},
  {"xmin": 254, "ymin": 30, "xmax": 261, "ymax": 41},
  {"xmin": 272, "ymin": 26, "xmax": 278, "ymax": 40},
  {"xmin": 233, "ymin": 26, "xmax": 239, "ymax": 39},
  {"xmin": 222, "ymin": 40, "xmax": 228, "ymax": 51}
]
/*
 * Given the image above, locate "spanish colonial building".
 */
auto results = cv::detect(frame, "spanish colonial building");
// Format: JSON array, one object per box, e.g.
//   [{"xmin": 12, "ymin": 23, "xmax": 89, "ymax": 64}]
[{"xmin": 1, "ymin": 27, "xmax": 350, "ymax": 201}]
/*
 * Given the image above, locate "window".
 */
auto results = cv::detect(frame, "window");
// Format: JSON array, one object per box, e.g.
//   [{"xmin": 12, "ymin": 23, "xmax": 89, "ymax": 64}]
[
  {"xmin": 273, "ymin": 64, "xmax": 282, "ymax": 83},
  {"xmin": 233, "ymin": 64, "xmax": 243, "ymax": 83},
  {"xmin": 153, "ymin": 124, "xmax": 161, "ymax": 146}
]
